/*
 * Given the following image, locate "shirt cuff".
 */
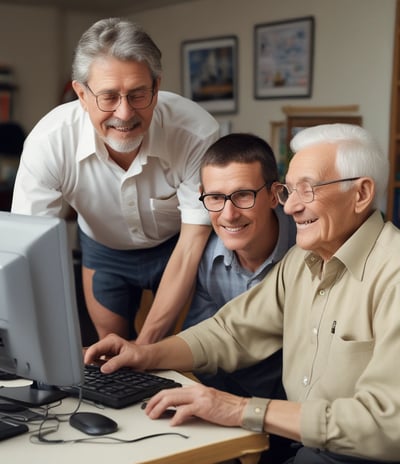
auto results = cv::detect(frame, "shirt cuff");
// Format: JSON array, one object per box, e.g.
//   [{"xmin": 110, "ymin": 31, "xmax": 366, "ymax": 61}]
[{"xmin": 241, "ymin": 397, "xmax": 271, "ymax": 432}]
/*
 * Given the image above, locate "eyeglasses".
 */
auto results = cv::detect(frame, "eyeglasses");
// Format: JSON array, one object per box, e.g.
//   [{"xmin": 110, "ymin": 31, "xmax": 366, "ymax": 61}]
[
  {"xmin": 275, "ymin": 177, "xmax": 360, "ymax": 205},
  {"xmin": 85, "ymin": 82, "xmax": 155, "ymax": 112},
  {"xmin": 199, "ymin": 184, "xmax": 268, "ymax": 212}
]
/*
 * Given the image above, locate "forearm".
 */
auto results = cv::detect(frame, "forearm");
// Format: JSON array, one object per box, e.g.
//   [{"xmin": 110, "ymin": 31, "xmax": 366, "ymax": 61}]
[
  {"xmin": 137, "ymin": 264, "xmax": 195, "ymax": 344},
  {"xmin": 144, "ymin": 335, "xmax": 195, "ymax": 371},
  {"xmin": 264, "ymin": 400, "xmax": 301, "ymax": 441},
  {"xmin": 241, "ymin": 398, "xmax": 301, "ymax": 441},
  {"xmin": 136, "ymin": 224, "xmax": 211, "ymax": 344}
]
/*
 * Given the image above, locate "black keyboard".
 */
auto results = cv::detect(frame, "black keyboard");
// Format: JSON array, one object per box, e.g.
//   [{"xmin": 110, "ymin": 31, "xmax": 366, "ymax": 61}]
[
  {"xmin": 0, "ymin": 419, "xmax": 28, "ymax": 441},
  {"xmin": 61, "ymin": 365, "xmax": 182, "ymax": 409}
]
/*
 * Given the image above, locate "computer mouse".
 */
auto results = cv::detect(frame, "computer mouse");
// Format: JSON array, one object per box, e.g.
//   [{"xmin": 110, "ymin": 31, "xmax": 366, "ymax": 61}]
[{"xmin": 69, "ymin": 412, "xmax": 118, "ymax": 435}]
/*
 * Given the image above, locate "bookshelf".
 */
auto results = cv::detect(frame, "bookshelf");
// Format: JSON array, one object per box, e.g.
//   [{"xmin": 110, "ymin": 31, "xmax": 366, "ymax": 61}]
[
  {"xmin": 0, "ymin": 66, "xmax": 16, "ymax": 122},
  {"xmin": 387, "ymin": 0, "xmax": 400, "ymax": 227}
]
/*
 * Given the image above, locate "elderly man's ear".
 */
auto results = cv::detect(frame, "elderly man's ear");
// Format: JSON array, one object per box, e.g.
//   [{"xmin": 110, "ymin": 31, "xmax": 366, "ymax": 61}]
[{"xmin": 354, "ymin": 177, "xmax": 375, "ymax": 214}]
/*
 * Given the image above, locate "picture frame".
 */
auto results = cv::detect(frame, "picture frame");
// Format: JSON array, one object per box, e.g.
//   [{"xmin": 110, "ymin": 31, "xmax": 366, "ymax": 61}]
[
  {"xmin": 254, "ymin": 16, "xmax": 315, "ymax": 99},
  {"xmin": 181, "ymin": 35, "xmax": 238, "ymax": 114}
]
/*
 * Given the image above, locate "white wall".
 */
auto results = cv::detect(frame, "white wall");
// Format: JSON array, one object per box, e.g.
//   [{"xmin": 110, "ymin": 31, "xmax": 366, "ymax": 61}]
[
  {"xmin": 0, "ymin": 4, "xmax": 98, "ymax": 131},
  {"xmin": 0, "ymin": 0, "xmax": 396, "ymax": 156},
  {"xmin": 130, "ymin": 0, "xmax": 396, "ymax": 155}
]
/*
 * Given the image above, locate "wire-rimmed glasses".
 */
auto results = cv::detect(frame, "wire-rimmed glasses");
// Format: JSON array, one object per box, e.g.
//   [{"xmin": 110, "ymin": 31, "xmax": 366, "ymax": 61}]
[
  {"xmin": 275, "ymin": 177, "xmax": 361, "ymax": 205},
  {"xmin": 85, "ymin": 82, "xmax": 156, "ymax": 112},
  {"xmin": 199, "ymin": 184, "xmax": 268, "ymax": 212}
]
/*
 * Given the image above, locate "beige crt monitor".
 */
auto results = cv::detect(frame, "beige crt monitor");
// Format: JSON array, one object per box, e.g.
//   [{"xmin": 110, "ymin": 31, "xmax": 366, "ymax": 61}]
[{"xmin": 0, "ymin": 212, "xmax": 84, "ymax": 406}]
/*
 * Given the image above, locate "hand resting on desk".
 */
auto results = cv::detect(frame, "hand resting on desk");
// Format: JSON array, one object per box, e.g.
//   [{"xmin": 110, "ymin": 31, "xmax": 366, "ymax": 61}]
[
  {"xmin": 84, "ymin": 333, "xmax": 250, "ymax": 429},
  {"xmin": 145, "ymin": 383, "xmax": 247, "ymax": 428}
]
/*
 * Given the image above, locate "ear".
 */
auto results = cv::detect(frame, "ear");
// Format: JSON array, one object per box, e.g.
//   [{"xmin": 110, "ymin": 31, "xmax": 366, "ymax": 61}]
[
  {"xmin": 354, "ymin": 177, "xmax": 375, "ymax": 213},
  {"xmin": 269, "ymin": 182, "xmax": 280, "ymax": 208},
  {"xmin": 153, "ymin": 76, "xmax": 161, "ymax": 92},
  {"xmin": 71, "ymin": 80, "xmax": 88, "ymax": 111},
  {"xmin": 151, "ymin": 77, "xmax": 161, "ymax": 107}
]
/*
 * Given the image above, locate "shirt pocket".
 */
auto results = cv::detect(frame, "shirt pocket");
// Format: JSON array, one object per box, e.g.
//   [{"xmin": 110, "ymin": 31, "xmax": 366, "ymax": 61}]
[
  {"xmin": 318, "ymin": 336, "xmax": 375, "ymax": 399},
  {"xmin": 149, "ymin": 194, "xmax": 181, "ymax": 237}
]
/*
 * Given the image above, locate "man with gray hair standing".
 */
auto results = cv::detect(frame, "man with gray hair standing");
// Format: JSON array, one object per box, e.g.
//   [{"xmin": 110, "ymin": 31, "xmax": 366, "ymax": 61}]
[{"xmin": 12, "ymin": 18, "xmax": 219, "ymax": 344}]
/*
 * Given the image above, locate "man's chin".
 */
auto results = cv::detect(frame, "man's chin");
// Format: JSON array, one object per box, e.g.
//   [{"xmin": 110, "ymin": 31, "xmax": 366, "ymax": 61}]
[{"xmin": 104, "ymin": 134, "xmax": 144, "ymax": 153}]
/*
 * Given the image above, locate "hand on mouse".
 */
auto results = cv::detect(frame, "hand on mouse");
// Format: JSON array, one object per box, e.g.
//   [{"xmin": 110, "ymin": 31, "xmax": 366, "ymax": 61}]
[{"xmin": 144, "ymin": 384, "xmax": 248, "ymax": 428}]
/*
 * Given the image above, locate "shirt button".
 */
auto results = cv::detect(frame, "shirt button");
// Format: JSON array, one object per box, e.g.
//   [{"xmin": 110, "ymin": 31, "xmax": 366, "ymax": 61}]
[
  {"xmin": 303, "ymin": 376, "xmax": 309, "ymax": 386},
  {"xmin": 313, "ymin": 327, "xmax": 318, "ymax": 335},
  {"xmin": 319, "ymin": 289, "xmax": 325, "ymax": 296}
]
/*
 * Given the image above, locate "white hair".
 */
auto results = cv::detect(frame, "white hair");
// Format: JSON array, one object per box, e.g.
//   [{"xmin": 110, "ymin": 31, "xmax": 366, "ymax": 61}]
[{"xmin": 290, "ymin": 123, "xmax": 388, "ymax": 208}]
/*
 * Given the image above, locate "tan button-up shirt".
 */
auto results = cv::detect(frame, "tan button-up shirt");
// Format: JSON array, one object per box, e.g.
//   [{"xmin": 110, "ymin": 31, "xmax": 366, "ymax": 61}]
[{"xmin": 179, "ymin": 210, "xmax": 400, "ymax": 460}]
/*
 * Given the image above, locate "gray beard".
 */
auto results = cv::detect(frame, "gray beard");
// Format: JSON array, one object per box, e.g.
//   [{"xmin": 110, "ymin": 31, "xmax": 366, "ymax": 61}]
[{"xmin": 103, "ymin": 133, "xmax": 144, "ymax": 154}]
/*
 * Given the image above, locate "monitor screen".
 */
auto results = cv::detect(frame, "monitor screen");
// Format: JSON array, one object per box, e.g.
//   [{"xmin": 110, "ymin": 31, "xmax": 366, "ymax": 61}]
[{"xmin": 0, "ymin": 211, "xmax": 84, "ymax": 406}]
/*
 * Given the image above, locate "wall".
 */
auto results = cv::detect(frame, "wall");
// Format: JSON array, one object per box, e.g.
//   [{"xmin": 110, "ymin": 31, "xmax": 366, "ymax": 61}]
[
  {"xmin": 0, "ymin": 0, "xmax": 396, "ymax": 156},
  {"xmin": 0, "ymin": 4, "xmax": 99, "ymax": 131},
  {"xmin": 131, "ymin": 0, "xmax": 396, "ymax": 155}
]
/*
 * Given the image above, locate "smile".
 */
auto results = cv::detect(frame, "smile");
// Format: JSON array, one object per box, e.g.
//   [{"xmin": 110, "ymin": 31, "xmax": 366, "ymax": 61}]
[
  {"xmin": 107, "ymin": 120, "xmax": 141, "ymax": 132},
  {"xmin": 111, "ymin": 124, "xmax": 136, "ymax": 132},
  {"xmin": 297, "ymin": 218, "xmax": 317, "ymax": 226},
  {"xmin": 222, "ymin": 225, "xmax": 248, "ymax": 232}
]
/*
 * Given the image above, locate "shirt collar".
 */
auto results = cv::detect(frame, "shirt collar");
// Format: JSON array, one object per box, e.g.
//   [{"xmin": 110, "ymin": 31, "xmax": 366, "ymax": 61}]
[
  {"xmin": 212, "ymin": 205, "xmax": 294, "ymax": 270},
  {"xmin": 76, "ymin": 101, "xmax": 169, "ymax": 165},
  {"xmin": 305, "ymin": 210, "xmax": 384, "ymax": 281},
  {"xmin": 76, "ymin": 111, "xmax": 98, "ymax": 161}
]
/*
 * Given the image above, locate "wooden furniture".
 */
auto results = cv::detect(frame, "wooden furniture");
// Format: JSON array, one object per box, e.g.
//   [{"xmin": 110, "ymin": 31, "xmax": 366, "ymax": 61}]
[
  {"xmin": 387, "ymin": 0, "xmax": 400, "ymax": 227},
  {"xmin": 279, "ymin": 105, "xmax": 362, "ymax": 175},
  {"xmin": 0, "ymin": 371, "xmax": 269, "ymax": 464}
]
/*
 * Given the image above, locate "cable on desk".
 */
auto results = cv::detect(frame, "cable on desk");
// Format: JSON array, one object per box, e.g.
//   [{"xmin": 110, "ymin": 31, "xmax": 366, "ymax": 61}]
[
  {"xmin": 28, "ymin": 387, "xmax": 189, "ymax": 445},
  {"xmin": 31, "ymin": 425, "xmax": 189, "ymax": 445}
]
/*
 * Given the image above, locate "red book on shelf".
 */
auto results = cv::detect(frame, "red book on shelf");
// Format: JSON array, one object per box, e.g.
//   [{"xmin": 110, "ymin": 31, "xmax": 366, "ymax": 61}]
[{"xmin": 0, "ymin": 90, "xmax": 12, "ymax": 122}]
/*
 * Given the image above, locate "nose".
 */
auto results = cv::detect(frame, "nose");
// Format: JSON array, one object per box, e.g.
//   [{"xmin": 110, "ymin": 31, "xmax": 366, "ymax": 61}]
[
  {"xmin": 283, "ymin": 190, "xmax": 304, "ymax": 215},
  {"xmin": 220, "ymin": 199, "xmax": 242, "ymax": 219},
  {"xmin": 113, "ymin": 96, "xmax": 136, "ymax": 119}
]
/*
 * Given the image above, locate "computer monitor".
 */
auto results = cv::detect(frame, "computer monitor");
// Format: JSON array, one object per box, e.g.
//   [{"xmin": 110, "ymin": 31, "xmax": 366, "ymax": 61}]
[{"xmin": 0, "ymin": 211, "xmax": 84, "ymax": 406}]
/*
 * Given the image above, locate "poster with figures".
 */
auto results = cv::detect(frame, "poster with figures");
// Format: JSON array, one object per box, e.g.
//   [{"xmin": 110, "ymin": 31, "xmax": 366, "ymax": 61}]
[{"xmin": 254, "ymin": 17, "xmax": 314, "ymax": 99}]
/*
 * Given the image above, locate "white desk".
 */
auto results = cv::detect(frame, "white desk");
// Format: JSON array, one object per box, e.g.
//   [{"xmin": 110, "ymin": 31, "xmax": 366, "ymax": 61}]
[{"xmin": 0, "ymin": 371, "xmax": 268, "ymax": 464}]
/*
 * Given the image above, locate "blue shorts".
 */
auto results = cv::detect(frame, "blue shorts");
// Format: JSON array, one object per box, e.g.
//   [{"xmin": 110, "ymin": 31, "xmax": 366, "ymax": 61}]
[{"xmin": 79, "ymin": 229, "xmax": 179, "ymax": 331}]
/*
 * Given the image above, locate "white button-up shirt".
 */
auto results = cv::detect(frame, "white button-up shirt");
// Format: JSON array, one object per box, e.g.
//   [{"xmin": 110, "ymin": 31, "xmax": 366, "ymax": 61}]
[{"xmin": 12, "ymin": 91, "xmax": 219, "ymax": 249}]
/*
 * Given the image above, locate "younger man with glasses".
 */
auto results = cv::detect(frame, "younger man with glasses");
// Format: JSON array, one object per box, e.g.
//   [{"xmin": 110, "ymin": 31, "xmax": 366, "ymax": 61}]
[
  {"xmin": 11, "ymin": 18, "xmax": 219, "ymax": 343},
  {"xmin": 85, "ymin": 124, "xmax": 400, "ymax": 464},
  {"xmin": 183, "ymin": 133, "xmax": 297, "ymax": 463}
]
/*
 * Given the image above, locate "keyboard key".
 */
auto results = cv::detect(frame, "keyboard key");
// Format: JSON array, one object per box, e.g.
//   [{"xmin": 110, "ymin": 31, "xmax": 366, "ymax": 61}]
[{"xmin": 61, "ymin": 365, "xmax": 181, "ymax": 409}]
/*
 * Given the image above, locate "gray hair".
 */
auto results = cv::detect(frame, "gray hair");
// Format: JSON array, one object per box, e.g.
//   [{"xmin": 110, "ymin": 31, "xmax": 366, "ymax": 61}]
[
  {"xmin": 290, "ymin": 123, "xmax": 388, "ymax": 208},
  {"xmin": 72, "ymin": 18, "xmax": 162, "ymax": 84}
]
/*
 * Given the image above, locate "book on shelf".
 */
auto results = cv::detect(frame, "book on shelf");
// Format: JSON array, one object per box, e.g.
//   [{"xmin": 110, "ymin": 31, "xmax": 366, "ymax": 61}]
[
  {"xmin": 393, "ymin": 188, "xmax": 400, "ymax": 228},
  {"xmin": 0, "ymin": 89, "xmax": 12, "ymax": 122}
]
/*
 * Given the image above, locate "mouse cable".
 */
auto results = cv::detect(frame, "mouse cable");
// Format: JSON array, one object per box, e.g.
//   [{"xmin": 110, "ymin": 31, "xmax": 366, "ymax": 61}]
[
  {"xmin": 30, "ymin": 387, "xmax": 189, "ymax": 445},
  {"xmin": 30, "ymin": 422, "xmax": 189, "ymax": 445},
  {"xmin": 27, "ymin": 387, "xmax": 85, "ymax": 441}
]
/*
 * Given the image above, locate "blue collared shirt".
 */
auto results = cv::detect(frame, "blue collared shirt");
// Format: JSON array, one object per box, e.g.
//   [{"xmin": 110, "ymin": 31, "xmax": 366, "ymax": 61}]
[{"xmin": 184, "ymin": 206, "xmax": 296, "ymax": 328}]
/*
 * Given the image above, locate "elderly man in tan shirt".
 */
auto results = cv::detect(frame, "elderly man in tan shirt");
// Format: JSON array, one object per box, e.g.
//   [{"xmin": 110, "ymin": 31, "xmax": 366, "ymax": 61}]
[{"xmin": 85, "ymin": 123, "xmax": 400, "ymax": 464}]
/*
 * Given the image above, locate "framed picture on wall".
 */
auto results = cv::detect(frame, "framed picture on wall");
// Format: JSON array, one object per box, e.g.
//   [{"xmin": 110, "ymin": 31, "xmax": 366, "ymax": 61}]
[
  {"xmin": 181, "ymin": 35, "xmax": 238, "ymax": 114},
  {"xmin": 254, "ymin": 16, "xmax": 315, "ymax": 99}
]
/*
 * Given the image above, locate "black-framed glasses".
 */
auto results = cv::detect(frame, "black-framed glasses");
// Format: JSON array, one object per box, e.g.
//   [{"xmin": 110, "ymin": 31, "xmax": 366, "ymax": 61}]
[
  {"xmin": 275, "ymin": 177, "xmax": 361, "ymax": 205},
  {"xmin": 199, "ymin": 184, "xmax": 268, "ymax": 212},
  {"xmin": 85, "ymin": 82, "xmax": 155, "ymax": 112}
]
